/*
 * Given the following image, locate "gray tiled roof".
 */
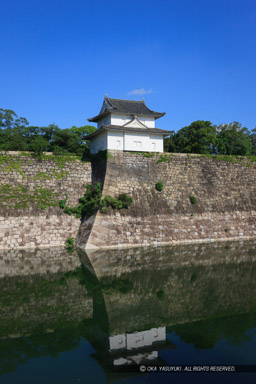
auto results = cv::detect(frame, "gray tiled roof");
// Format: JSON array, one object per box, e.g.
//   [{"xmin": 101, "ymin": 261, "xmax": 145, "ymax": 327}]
[
  {"xmin": 84, "ymin": 125, "xmax": 173, "ymax": 140},
  {"xmin": 88, "ymin": 96, "xmax": 165, "ymax": 122}
]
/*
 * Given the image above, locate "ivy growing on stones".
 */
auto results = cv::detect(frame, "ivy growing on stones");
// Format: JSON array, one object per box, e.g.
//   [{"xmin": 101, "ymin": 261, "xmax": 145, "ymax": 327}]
[
  {"xmin": 155, "ymin": 181, "xmax": 164, "ymax": 191},
  {"xmin": 60, "ymin": 183, "xmax": 133, "ymax": 219},
  {"xmin": 189, "ymin": 195, "xmax": 197, "ymax": 205},
  {"xmin": 65, "ymin": 237, "xmax": 75, "ymax": 252}
]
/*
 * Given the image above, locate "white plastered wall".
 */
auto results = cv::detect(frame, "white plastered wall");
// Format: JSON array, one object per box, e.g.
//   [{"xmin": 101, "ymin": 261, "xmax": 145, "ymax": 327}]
[
  {"xmin": 97, "ymin": 115, "xmax": 111, "ymax": 129},
  {"xmin": 124, "ymin": 132, "xmax": 163, "ymax": 152},
  {"xmin": 90, "ymin": 131, "xmax": 108, "ymax": 154},
  {"xmin": 107, "ymin": 131, "xmax": 124, "ymax": 151},
  {"xmin": 110, "ymin": 114, "xmax": 155, "ymax": 128},
  {"xmin": 90, "ymin": 131, "xmax": 163, "ymax": 154}
]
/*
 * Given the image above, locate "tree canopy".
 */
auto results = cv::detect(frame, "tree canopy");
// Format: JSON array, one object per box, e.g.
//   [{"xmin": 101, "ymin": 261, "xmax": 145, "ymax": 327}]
[
  {"xmin": 167, "ymin": 120, "xmax": 217, "ymax": 154},
  {"xmin": 1, "ymin": 107, "xmax": 255, "ymax": 157},
  {"xmin": 0, "ymin": 108, "xmax": 96, "ymax": 157},
  {"xmin": 215, "ymin": 122, "xmax": 251, "ymax": 156},
  {"xmin": 165, "ymin": 120, "xmax": 254, "ymax": 156}
]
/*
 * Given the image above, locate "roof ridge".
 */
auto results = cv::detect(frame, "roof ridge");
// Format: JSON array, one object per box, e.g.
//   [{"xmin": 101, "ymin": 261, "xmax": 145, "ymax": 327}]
[
  {"xmin": 105, "ymin": 97, "xmax": 114, "ymax": 108},
  {"xmin": 107, "ymin": 97, "xmax": 144, "ymax": 103}
]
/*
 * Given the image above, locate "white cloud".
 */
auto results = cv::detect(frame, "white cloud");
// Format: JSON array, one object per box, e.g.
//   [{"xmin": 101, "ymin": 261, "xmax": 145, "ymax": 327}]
[{"xmin": 127, "ymin": 88, "xmax": 153, "ymax": 95}]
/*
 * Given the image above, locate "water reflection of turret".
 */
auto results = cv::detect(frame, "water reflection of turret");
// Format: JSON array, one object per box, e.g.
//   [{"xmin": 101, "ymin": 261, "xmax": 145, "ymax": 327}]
[
  {"xmin": 76, "ymin": 251, "xmax": 172, "ymax": 382},
  {"xmin": 1, "ymin": 241, "xmax": 256, "ymax": 382},
  {"xmin": 82, "ymin": 240, "xmax": 256, "ymax": 333},
  {"xmin": 108, "ymin": 326, "xmax": 174, "ymax": 366},
  {"xmin": 79, "ymin": 240, "xmax": 256, "ymax": 379}
]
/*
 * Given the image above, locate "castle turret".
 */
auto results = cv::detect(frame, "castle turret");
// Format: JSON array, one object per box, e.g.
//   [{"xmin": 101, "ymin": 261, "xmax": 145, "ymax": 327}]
[{"xmin": 86, "ymin": 96, "xmax": 172, "ymax": 154}]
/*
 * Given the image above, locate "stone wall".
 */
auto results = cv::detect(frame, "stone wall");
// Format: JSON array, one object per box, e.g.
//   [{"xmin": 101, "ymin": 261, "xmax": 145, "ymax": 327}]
[
  {"xmin": 0, "ymin": 152, "xmax": 91, "ymax": 249},
  {"xmin": 77, "ymin": 151, "xmax": 256, "ymax": 249},
  {"xmin": 1, "ymin": 151, "xmax": 256, "ymax": 250}
]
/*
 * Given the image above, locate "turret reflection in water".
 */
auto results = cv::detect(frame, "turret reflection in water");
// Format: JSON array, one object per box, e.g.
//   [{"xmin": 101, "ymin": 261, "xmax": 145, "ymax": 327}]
[
  {"xmin": 79, "ymin": 240, "xmax": 256, "ymax": 371},
  {"xmin": 0, "ymin": 241, "xmax": 256, "ymax": 382},
  {"xmin": 109, "ymin": 327, "xmax": 170, "ymax": 366}
]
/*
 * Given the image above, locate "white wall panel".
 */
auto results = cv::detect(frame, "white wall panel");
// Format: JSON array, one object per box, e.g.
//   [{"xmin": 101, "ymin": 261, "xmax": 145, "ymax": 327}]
[
  {"xmin": 90, "ymin": 131, "xmax": 108, "ymax": 154},
  {"xmin": 107, "ymin": 131, "xmax": 124, "ymax": 151},
  {"xmin": 124, "ymin": 132, "xmax": 163, "ymax": 152}
]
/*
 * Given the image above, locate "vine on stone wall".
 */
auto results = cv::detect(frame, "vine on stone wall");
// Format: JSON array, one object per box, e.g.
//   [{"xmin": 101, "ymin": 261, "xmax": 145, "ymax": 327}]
[
  {"xmin": 0, "ymin": 184, "xmax": 59, "ymax": 210},
  {"xmin": 60, "ymin": 183, "xmax": 133, "ymax": 219}
]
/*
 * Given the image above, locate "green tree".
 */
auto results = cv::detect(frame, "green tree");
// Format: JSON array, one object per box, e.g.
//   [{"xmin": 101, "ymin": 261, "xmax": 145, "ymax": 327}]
[
  {"xmin": 216, "ymin": 122, "xmax": 251, "ymax": 156},
  {"xmin": 249, "ymin": 128, "xmax": 256, "ymax": 155},
  {"xmin": 0, "ymin": 108, "xmax": 30, "ymax": 151},
  {"xmin": 164, "ymin": 134, "xmax": 175, "ymax": 152},
  {"xmin": 170, "ymin": 121, "xmax": 216, "ymax": 154},
  {"xmin": 0, "ymin": 107, "xmax": 97, "ymax": 156},
  {"xmin": 51, "ymin": 125, "xmax": 96, "ymax": 156}
]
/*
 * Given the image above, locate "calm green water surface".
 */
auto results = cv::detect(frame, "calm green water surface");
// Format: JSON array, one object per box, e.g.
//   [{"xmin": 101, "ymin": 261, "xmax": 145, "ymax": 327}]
[{"xmin": 0, "ymin": 241, "xmax": 256, "ymax": 383}]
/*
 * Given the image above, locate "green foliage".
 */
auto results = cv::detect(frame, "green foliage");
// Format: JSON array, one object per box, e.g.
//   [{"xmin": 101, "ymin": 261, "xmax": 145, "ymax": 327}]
[
  {"xmin": 2, "ymin": 108, "xmax": 256, "ymax": 158},
  {"xmin": 0, "ymin": 154, "xmax": 25, "ymax": 177},
  {"xmin": 101, "ymin": 193, "xmax": 133, "ymax": 210},
  {"xmin": 0, "ymin": 108, "xmax": 96, "ymax": 156},
  {"xmin": 156, "ymin": 154, "xmax": 172, "ymax": 163},
  {"xmin": 65, "ymin": 237, "xmax": 75, "ymax": 252},
  {"xmin": 100, "ymin": 277, "xmax": 133, "ymax": 294},
  {"xmin": 190, "ymin": 273, "xmax": 197, "ymax": 283},
  {"xmin": 130, "ymin": 151, "xmax": 156, "ymax": 158},
  {"xmin": 166, "ymin": 120, "xmax": 255, "ymax": 156},
  {"xmin": 155, "ymin": 180, "xmax": 164, "ymax": 191},
  {"xmin": 0, "ymin": 184, "xmax": 59, "ymax": 210},
  {"xmin": 64, "ymin": 183, "xmax": 102, "ymax": 219},
  {"xmin": 141, "ymin": 152, "xmax": 155, "ymax": 158},
  {"xmin": 37, "ymin": 153, "xmax": 82, "ymax": 168},
  {"xmin": 248, "ymin": 155, "xmax": 256, "ymax": 162},
  {"xmin": 250, "ymin": 128, "xmax": 256, "ymax": 155},
  {"xmin": 156, "ymin": 290, "xmax": 165, "ymax": 300},
  {"xmin": 63, "ymin": 184, "xmax": 133, "ymax": 219},
  {"xmin": 189, "ymin": 195, "xmax": 197, "ymax": 205},
  {"xmin": 170, "ymin": 121, "xmax": 217, "ymax": 154},
  {"xmin": 59, "ymin": 199, "xmax": 67, "ymax": 209},
  {"xmin": 33, "ymin": 169, "xmax": 69, "ymax": 180},
  {"xmin": 198, "ymin": 153, "xmax": 256, "ymax": 166},
  {"xmin": 172, "ymin": 311, "xmax": 256, "ymax": 349},
  {"xmin": 117, "ymin": 193, "xmax": 133, "ymax": 208},
  {"xmin": 0, "ymin": 153, "xmax": 71, "ymax": 181},
  {"xmin": 164, "ymin": 135, "xmax": 175, "ymax": 152},
  {"xmin": 215, "ymin": 122, "xmax": 251, "ymax": 156}
]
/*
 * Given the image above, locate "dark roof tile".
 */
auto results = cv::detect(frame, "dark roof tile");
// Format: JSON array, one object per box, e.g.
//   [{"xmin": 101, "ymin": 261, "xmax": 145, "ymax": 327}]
[{"xmin": 88, "ymin": 96, "xmax": 165, "ymax": 122}]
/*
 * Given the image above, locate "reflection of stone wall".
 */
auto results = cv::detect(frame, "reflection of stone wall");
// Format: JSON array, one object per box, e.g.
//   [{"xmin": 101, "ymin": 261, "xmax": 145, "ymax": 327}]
[
  {"xmin": 83, "ymin": 241, "xmax": 256, "ymax": 335},
  {"xmin": 0, "ymin": 253, "xmax": 93, "ymax": 338},
  {"xmin": 0, "ymin": 153, "xmax": 91, "ymax": 249},
  {"xmin": 78, "ymin": 151, "xmax": 256, "ymax": 249},
  {"xmin": 88, "ymin": 240, "xmax": 256, "ymax": 277},
  {"xmin": 0, "ymin": 247, "xmax": 82, "ymax": 277}
]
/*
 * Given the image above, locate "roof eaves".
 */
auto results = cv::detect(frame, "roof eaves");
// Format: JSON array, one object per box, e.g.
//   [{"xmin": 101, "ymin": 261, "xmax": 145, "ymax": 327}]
[
  {"xmin": 84, "ymin": 125, "xmax": 173, "ymax": 139},
  {"xmin": 87, "ymin": 110, "xmax": 112, "ymax": 122}
]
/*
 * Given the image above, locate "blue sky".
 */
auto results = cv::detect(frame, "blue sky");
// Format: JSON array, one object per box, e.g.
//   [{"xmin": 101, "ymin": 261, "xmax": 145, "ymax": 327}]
[{"xmin": 1, "ymin": 0, "xmax": 255, "ymax": 132}]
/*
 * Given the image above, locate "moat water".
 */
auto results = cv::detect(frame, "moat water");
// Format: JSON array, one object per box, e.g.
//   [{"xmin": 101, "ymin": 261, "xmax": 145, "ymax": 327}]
[{"xmin": 0, "ymin": 241, "xmax": 256, "ymax": 384}]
